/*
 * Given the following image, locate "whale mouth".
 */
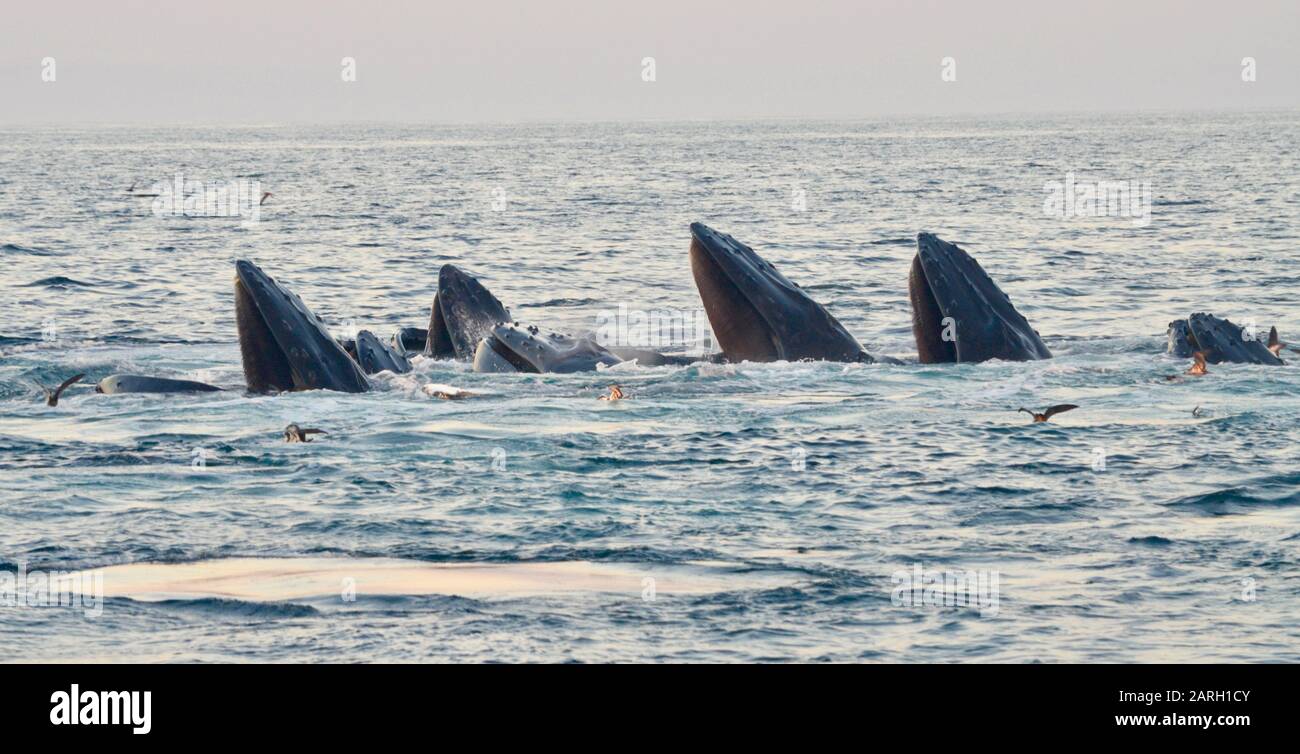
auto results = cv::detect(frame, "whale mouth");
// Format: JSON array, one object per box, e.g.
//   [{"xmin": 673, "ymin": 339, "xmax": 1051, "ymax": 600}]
[
  {"xmin": 688, "ymin": 223, "xmax": 868, "ymax": 363},
  {"xmin": 425, "ymin": 264, "xmax": 511, "ymax": 360},
  {"xmin": 475, "ymin": 324, "xmax": 621, "ymax": 374},
  {"xmin": 908, "ymin": 246, "xmax": 957, "ymax": 363},
  {"xmin": 483, "ymin": 331, "xmax": 542, "ymax": 373},
  {"xmin": 234, "ymin": 260, "xmax": 369, "ymax": 393},
  {"xmin": 235, "ymin": 274, "xmax": 296, "ymax": 392},
  {"xmin": 689, "ymin": 224, "xmax": 781, "ymax": 361},
  {"xmin": 909, "ymin": 233, "xmax": 1051, "ymax": 363},
  {"xmin": 426, "ymin": 292, "xmax": 456, "ymax": 358}
]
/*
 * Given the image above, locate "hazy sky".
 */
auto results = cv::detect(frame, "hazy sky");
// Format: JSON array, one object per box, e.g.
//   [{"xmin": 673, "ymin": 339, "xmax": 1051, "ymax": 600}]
[{"xmin": 2, "ymin": 0, "xmax": 1296, "ymax": 123}]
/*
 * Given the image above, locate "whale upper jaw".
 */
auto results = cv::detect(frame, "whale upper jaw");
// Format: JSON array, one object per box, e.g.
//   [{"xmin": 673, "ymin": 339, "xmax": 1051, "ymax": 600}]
[
  {"xmin": 688, "ymin": 222, "xmax": 871, "ymax": 363},
  {"xmin": 234, "ymin": 260, "xmax": 370, "ymax": 393},
  {"xmin": 473, "ymin": 324, "xmax": 621, "ymax": 374},
  {"xmin": 1167, "ymin": 313, "xmax": 1283, "ymax": 365},
  {"xmin": 425, "ymin": 264, "xmax": 511, "ymax": 360},
  {"xmin": 909, "ymin": 233, "xmax": 1052, "ymax": 363}
]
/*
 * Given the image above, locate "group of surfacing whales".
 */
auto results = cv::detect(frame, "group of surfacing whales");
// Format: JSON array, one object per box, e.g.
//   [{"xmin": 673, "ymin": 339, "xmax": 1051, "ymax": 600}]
[{"xmin": 45, "ymin": 223, "xmax": 1289, "ymax": 429}]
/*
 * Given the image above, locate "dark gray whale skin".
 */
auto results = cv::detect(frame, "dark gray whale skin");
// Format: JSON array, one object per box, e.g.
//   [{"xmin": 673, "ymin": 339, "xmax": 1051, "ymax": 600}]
[
  {"xmin": 908, "ymin": 233, "xmax": 1051, "ymax": 363},
  {"xmin": 234, "ymin": 260, "xmax": 370, "ymax": 393},
  {"xmin": 605, "ymin": 346, "xmax": 723, "ymax": 366},
  {"xmin": 1167, "ymin": 313, "xmax": 1283, "ymax": 365},
  {"xmin": 95, "ymin": 374, "xmax": 223, "ymax": 394},
  {"xmin": 473, "ymin": 324, "xmax": 622, "ymax": 373},
  {"xmin": 688, "ymin": 223, "xmax": 872, "ymax": 363},
  {"xmin": 425, "ymin": 264, "xmax": 511, "ymax": 360},
  {"xmin": 354, "ymin": 330, "xmax": 413, "ymax": 374}
]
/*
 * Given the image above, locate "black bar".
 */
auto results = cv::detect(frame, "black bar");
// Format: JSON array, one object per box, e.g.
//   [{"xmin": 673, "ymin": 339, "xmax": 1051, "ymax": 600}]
[{"xmin": 1, "ymin": 664, "xmax": 1287, "ymax": 741}]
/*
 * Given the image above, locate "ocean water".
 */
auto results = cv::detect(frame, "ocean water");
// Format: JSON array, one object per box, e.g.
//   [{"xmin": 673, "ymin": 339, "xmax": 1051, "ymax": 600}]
[{"xmin": 2, "ymin": 112, "xmax": 1298, "ymax": 662}]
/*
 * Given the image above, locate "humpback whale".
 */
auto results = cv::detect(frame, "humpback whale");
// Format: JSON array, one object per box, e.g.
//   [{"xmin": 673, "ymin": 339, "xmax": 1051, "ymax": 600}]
[
  {"xmin": 1166, "ymin": 313, "xmax": 1284, "ymax": 365},
  {"xmin": 909, "ymin": 233, "xmax": 1052, "ymax": 363},
  {"xmin": 425, "ymin": 264, "xmax": 511, "ymax": 360},
  {"xmin": 473, "ymin": 324, "xmax": 621, "ymax": 373},
  {"xmin": 96, "ymin": 374, "xmax": 222, "ymax": 394},
  {"xmin": 426, "ymin": 263, "xmax": 712, "ymax": 370},
  {"xmin": 235, "ymin": 260, "xmax": 370, "ymax": 393},
  {"xmin": 353, "ymin": 330, "xmax": 412, "ymax": 375},
  {"xmin": 689, "ymin": 223, "xmax": 872, "ymax": 363},
  {"xmin": 909, "ymin": 235, "xmax": 1050, "ymax": 364}
]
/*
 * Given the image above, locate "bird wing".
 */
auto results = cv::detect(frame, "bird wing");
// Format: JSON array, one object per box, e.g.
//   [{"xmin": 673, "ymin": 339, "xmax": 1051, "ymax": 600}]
[
  {"xmin": 53, "ymin": 373, "xmax": 85, "ymax": 400},
  {"xmin": 301, "ymin": 428, "xmax": 327, "ymax": 435},
  {"xmin": 1042, "ymin": 404, "xmax": 1078, "ymax": 419}
]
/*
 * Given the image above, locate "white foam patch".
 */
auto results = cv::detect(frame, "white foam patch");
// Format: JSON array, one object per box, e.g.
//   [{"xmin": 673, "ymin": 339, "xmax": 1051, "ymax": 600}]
[{"xmin": 420, "ymin": 383, "xmax": 478, "ymax": 399}]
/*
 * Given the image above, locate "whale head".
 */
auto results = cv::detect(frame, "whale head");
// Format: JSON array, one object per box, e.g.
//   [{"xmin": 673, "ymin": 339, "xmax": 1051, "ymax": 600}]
[
  {"xmin": 909, "ymin": 233, "xmax": 1051, "ymax": 363},
  {"xmin": 1167, "ymin": 312, "xmax": 1283, "ymax": 365},
  {"xmin": 234, "ymin": 260, "xmax": 370, "ymax": 393},
  {"xmin": 688, "ymin": 222, "xmax": 870, "ymax": 363},
  {"xmin": 473, "ymin": 323, "xmax": 621, "ymax": 374},
  {"xmin": 425, "ymin": 264, "xmax": 511, "ymax": 360},
  {"xmin": 353, "ymin": 330, "xmax": 412, "ymax": 375}
]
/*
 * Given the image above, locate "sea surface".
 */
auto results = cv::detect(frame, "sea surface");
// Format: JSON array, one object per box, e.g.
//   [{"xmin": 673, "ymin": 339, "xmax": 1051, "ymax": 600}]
[{"xmin": 1, "ymin": 113, "xmax": 1298, "ymax": 662}]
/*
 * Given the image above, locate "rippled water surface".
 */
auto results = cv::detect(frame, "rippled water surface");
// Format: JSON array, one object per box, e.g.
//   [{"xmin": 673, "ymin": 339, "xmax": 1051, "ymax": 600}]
[{"xmin": 2, "ymin": 113, "xmax": 1298, "ymax": 662}]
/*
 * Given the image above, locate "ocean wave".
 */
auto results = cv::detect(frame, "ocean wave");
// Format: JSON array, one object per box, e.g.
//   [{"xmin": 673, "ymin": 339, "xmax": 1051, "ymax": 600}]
[
  {"xmin": 1, "ymin": 243, "xmax": 58, "ymax": 256},
  {"xmin": 1164, "ymin": 472, "xmax": 1300, "ymax": 515},
  {"xmin": 144, "ymin": 597, "xmax": 321, "ymax": 619},
  {"xmin": 23, "ymin": 276, "xmax": 96, "ymax": 288}
]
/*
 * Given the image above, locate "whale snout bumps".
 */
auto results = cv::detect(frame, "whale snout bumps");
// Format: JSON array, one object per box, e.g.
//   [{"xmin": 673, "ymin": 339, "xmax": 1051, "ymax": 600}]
[
  {"xmin": 1167, "ymin": 313, "xmax": 1284, "ymax": 366},
  {"xmin": 426, "ymin": 264, "xmax": 511, "ymax": 361}
]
